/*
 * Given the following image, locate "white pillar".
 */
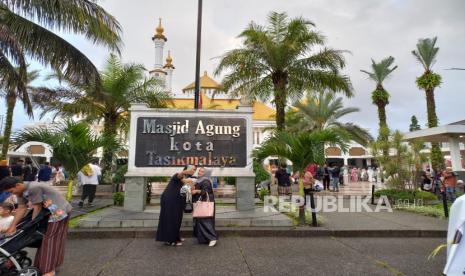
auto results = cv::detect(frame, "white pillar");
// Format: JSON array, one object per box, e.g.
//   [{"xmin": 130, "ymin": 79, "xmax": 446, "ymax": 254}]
[
  {"xmin": 165, "ymin": 68, "xmax": 173, "ymax": 92},
  {"xmin": 154, "ymin": 39, "xmax": 164, "ymax": 69},
  {"xmin": 449, "ymin": 137, "xmax": 463, "ymax": 171}
]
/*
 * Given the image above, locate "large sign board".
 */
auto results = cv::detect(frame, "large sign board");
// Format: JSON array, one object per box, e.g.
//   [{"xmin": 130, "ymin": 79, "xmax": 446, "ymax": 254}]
[
  {"xmin": 126, "ymin": 105, "xmax": 254, "ymax": 177},
  {"xmin": 135, "ymin": 117, "xmax": 246, "ymax": 167}
]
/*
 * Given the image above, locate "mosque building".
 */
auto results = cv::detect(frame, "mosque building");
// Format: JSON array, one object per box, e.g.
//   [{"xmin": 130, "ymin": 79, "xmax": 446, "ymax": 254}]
[{"xmin": 148, "ymin": 19, "xmax": 276, "ymax": 149}]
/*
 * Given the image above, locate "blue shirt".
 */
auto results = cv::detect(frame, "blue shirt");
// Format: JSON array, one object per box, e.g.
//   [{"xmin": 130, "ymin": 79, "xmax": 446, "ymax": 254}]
[{"xmin": 38, "ymin": 166, "xmax": 52, "ymax": 181}]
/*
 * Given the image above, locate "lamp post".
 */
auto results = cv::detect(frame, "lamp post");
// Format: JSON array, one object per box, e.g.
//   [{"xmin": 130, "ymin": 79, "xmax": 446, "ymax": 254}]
[{"xmin": 194, "ymin": 0, "xmax": 203, "ymax": 109}]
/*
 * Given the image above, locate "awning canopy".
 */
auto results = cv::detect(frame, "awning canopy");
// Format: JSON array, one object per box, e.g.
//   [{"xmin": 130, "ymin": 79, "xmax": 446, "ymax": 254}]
[
  {"xmin": 403, "ymin": 120, "xmax": 465, "ymax": 143},
  {"xmin": 403, "ymin": 120, "xmax": 465, "ymax": 171}
]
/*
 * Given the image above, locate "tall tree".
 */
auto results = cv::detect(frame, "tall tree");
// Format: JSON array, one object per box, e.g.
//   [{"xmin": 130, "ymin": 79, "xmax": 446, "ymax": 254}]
[
  {"xmin": 361, "ymin": 56, "xmax": 397, "ymax": 156},
  {"xmin": 286, "ymin": 91, "xmax": 373, "ymax": 146},
  {"xmin": 412, "ymin": 37, "xmax": 443, "ymax": 170},
  {"xmin": 409, "ymin": 115, "xmax": 421, "ymax": 132},
  {"xmin": 13, "ymin": 120, "xmax": 116, "ymax": 200},
  {"xmin": 32, "ymin": 55, "xmax": 172, "ymax": 182},
  {"xmin": 215, "ymin": 11, "xmax": 352, "ymax": 131},
  {"xmin": 0, "ymin": 69, "xmax": 39, "ymax": 159},
  {"xmin": 253, "ymin": 130, "xmax": 348, "ymax": 225},
  {"xmin": 0, "ymin": 0, "xmax": 121, "ymax": 159}
]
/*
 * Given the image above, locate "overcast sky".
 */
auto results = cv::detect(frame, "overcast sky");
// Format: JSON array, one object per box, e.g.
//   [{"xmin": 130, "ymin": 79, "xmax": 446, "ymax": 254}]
[{"xmin": 3, "ymin": 0, "xmax": 465, "ymax": 136}]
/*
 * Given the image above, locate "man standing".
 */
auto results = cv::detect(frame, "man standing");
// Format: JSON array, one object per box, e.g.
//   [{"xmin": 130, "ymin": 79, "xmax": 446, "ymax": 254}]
[
  {"xmin": 322, "ymin": 163, "xmax": 330, "ymax": 191},
  {"xmin": 0, "ymin": 177, "xmax": 72, "ymax": 276},
  {"xmin": 275, "ymin": 163, "xmax": 292, "ymax": 198},
  {"xmin": 38, "ymin": 162, "xmax": 53, "ymax": 185},
  {"xmin": 77, "ymin": 161, "xmax": 102, "ymax": 207},
  {"xmin": 330, "ymin": 163, "xmax": 341, "ymax": 192},
  {"xmin": 443, "ymin": 167, "xmax": 458, "ymax": 203}
]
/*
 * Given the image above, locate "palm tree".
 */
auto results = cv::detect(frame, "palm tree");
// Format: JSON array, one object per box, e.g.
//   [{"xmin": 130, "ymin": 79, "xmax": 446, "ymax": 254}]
[
  {"xmin": 0, "ymin": 0, "xmax": 120, "ymax": 159},
  {"xmin": 32, "ymin": 55, "xmax": 172, "ymax": 181},
  {"xmin": 215, "ymin": 11, "xmax": 353, "ymax": 131},
  {"xmin": 412, "ymin": 37, "xmax": 443, "ymax": 170},
  {"xmin": 0, "ymin": 0, "xmax": 121, "ymax": 87},
  {"xmin": 0, "ymin": 69, "xmax": 39, "ymax": 159},
  {"xmin": 253, "ymin": 130, "xmax": 348, "ymax": 225},
  {"xmin": 13, "ymin": 120, "xmax": 116, "ymax": 200},
  {"xmin": 287, "ymin": 91, "xmax": 373, "ymax": 146},
  {"xmin": 361, "ymin": 56, "xmax": 397, "ymax": 155}
]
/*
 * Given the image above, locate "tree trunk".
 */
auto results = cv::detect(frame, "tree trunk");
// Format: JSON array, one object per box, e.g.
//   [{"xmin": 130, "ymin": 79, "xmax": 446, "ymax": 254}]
[
  {"xmin": 425, "ymin": 88, "xmax": 443, "ymax": 170},
  {"xmin": 102, "ymin": 114, "xmax": 118, "ymax": 183},
  {"xmin": 272, "ymin": 72, "xmax": 288, "ymax": 131},
  {"xmin": 425, "ymin": 88, "xmax": 438, "ymax": 128},
  {"xmin": 377, "ymin": 102, "xmax": 389, "ymax": 157},
  {"xmin": 1, "ymin": 94, "xmax": 16, "ymax": 159},
  {"xmin": 377, "ymin": 103, "xmax": 387, "ymax": 130}
]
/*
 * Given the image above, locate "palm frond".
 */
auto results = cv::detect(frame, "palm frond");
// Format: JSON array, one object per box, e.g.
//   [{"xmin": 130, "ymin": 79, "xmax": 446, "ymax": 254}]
[
  {"xmin": 5, "ymin": 0, "xmax": 122, "ymax": 52},
  {"xmin": 412, "ymin": 37, "xmax": 439, "ymax": 71}
]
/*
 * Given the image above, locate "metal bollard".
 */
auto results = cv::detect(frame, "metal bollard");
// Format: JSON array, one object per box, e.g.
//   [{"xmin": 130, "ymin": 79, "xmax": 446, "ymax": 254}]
[
  {"xmin": 310, "ymin": 191, "xmax": 317, "ymax": 227},
  {"xmin": 441, "ymin": 191, "xmax": 449, "ymax": 218},
  {"xmin": 371, "ymin": 184, "xmax": 375, "ymax": 205}
]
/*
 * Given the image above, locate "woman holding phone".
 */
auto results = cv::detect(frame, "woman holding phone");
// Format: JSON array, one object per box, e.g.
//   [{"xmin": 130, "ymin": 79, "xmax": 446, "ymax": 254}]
[{"xmin": 156, "ymin": 165, "xmax": 196, "ymax": 246}]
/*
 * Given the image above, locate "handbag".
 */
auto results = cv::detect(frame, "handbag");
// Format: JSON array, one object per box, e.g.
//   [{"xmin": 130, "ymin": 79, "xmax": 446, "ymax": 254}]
[{"xmin": 192, "ymin": 192, "xmax": 214, "ymax": 218}]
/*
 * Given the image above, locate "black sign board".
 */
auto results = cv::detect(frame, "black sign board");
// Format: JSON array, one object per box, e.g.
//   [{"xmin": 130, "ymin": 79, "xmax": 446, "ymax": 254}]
[{"xmin": 135, "ymin": 117, "xmax": 247, "ymax": 167}]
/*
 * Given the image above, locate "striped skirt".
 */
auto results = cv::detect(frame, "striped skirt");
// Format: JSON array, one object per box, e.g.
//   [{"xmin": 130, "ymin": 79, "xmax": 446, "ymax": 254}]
[{"xmin": 34, "ymin": 217, "xmax": 69, "ymax": 273}]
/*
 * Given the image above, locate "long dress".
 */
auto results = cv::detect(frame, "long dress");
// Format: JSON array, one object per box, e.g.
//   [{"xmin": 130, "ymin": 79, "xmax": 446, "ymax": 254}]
[
  {"xmin": 156, "ymin": 173, "xmax": 185, "ymax": 243},
  {"xmin": 193, "ymin": 179, "xmax": 218, "ymax": 244}
]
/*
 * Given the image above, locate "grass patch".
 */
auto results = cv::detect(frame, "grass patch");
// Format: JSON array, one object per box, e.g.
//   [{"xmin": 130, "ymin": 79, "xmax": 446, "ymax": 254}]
[
  {"xmin": 281, "ymin": 203, "xmax": 325, "ymax": 226},
  {"xmin": 394, "ymin": 203, "xmax": 450, "ymax": 219},
  {"xmin": 68, "ymin": 207, "xmax": 107, "ymax": 228},
  {"xmin": 374, "ymin": 189, "xmax": 437, "ymax": 202}
]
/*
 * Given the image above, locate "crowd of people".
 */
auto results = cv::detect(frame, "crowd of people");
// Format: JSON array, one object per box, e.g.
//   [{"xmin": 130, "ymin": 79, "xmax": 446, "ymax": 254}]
[{"xmin": 421, "ymin": 167, "xmax": 464, "ymax": 203}]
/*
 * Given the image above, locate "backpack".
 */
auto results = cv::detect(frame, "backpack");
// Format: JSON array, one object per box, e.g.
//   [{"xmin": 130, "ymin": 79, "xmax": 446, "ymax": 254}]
[{"xmin": 82, "ymin": 164, "xmax": 93, "ymax": 177}]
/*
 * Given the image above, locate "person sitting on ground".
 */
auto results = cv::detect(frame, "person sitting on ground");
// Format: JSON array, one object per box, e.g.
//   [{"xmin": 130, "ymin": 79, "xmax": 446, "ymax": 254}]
[{"xmin": 0, "ymin": 202, "xmax": 14, "ymax": 233}]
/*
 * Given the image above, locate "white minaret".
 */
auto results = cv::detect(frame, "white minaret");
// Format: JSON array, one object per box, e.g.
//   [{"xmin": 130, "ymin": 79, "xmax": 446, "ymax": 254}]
[
  {"xmin": 163, "ymin": 50, "xmax": 175, "ymax": 93},
  {"xmin": 152, "ymin": 18, "xmax": 166, "ymax": 69}
]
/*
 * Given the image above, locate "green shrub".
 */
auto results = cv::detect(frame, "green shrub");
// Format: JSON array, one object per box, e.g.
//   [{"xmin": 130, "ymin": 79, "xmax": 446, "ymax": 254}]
[
  {"xmin": 253, "ymin": 159, "xmax": 270, "ymax": 184},
  {"xmin": 374, "ymin": 189, "xmax": 437, "ymax": 202},
  {"xmin": 224, "ymin": 176, "xmax": 236, "ymax": 185},
  {"xmin": 112, "ymin": 164, "xmax": 128, "ymax": 184},
  {"xmin": 147, "ymin": 176, "xmax": 169, "ymax": 182},
  {"xmin": 258, "ymin": 188, "xmax": 270, "ymax": 201},
  {"xmin": 113, "ymin": 192, "xmax": 124, "ymax": 206}
]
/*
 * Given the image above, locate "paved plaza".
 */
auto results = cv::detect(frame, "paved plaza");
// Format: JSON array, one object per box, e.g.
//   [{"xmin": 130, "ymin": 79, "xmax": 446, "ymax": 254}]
[{"xmin": 25, "ymin": 237, "xmax": 446, "ymax": 276}]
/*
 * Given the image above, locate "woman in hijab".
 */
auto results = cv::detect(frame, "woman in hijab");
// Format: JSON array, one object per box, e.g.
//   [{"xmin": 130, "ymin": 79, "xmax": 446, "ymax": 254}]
[
  {"xmin": 191, "ymin": 167, "xmax": 218, "ymax": 247},
  {"xmin": 156, "ymin": 165, "xmax": 196, "ymax": 246}
]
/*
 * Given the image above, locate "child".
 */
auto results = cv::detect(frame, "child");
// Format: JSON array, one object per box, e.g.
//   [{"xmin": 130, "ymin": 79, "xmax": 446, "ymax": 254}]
[
  {"xmin": 43, "ymin": 197, "xmax": 68, "ymax": 222},
  {"xmin": 0, "ymin": 202, "xmax": 14, "ymax": 233}
]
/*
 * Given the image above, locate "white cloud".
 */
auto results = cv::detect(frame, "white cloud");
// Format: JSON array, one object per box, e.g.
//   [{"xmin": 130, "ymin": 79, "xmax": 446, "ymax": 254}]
[{"xmin": 8, "ymin": 0, "xmax": 465, "ymax": 136}]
